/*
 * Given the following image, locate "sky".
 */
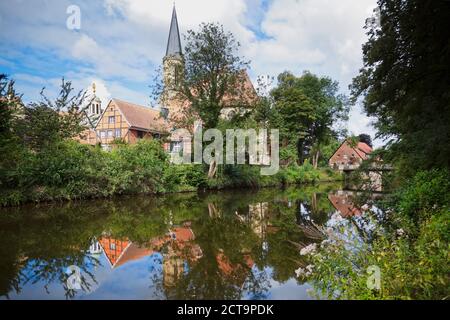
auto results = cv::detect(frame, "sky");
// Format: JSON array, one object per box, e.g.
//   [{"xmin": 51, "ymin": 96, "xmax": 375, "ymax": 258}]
[{"xmin": 0, "ymin": 0, "xmax": 381, "ymax": 146}]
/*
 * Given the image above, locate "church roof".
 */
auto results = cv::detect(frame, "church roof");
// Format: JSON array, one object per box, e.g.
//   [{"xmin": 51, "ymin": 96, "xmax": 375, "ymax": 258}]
[{"xmin": 166, "ymin": 5, "xmax": 182, "ymax": 57}]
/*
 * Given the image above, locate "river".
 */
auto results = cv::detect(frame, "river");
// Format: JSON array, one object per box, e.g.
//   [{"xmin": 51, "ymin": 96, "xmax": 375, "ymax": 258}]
[{"xmin": 0, "ymin": 183, "xmax": 370, "ymax": 300}]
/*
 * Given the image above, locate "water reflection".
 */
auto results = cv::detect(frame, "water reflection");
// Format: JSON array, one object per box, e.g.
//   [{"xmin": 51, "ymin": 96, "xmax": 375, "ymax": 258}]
[{"xmin": 0, "ymin": 184, "xmax": 380, "ymax": 300}]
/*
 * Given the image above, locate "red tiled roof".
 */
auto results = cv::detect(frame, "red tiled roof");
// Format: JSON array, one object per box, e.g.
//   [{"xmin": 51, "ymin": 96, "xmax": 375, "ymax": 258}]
[
  {"xmin": 114, "ymin": 243, "xmax": 155, "ymax": 268},
  {"xmin": 328, "ymin": 193, "xmax": 362, "ymax": 217},
  {"xmin": 357, "ymin": 142, "xmax": 372, "ymax": 155},
  {"xmin": 112, "ymin": 99, "xmax": 167, "ymax": 133}
]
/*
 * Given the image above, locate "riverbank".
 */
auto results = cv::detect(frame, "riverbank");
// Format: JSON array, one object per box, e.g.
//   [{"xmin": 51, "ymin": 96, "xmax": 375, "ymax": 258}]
[
  {"xmin": 300, "ymin": 169, "xmax": 450, "ymax": 300},
  {"xmin": 0, "ymin": 139, "xmax": 343, "ymax": 207}
]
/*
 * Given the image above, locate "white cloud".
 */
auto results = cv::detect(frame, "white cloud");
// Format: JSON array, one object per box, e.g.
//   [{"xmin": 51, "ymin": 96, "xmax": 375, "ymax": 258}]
[{"xmin": 2, "ymin": 0, "xmax": 381, "ymax": 145}]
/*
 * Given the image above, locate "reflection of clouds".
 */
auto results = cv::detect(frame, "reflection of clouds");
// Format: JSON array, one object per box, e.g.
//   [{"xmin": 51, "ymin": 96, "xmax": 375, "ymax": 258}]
[
  {"xmin": 245, "ymin": 267, "xmax": 314, "ymax": 300},
  {"xmin": 3, "ymin": 187, "xmax": 355, "ymax": 300},
  {"xmin": 82, "ymin": 253, "xmax": 164, "ymax": 300}
]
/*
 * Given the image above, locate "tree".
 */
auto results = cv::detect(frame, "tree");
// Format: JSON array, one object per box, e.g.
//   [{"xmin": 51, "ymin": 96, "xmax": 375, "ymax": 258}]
[
  {"xmin": 157, "ymin": 22, "xmax": 253, "ymax": 178},
  {"xmin": 18, "ymin": 78, "xmax": 88, "ymax": 151},
  {"xmin": 0, "ymin": 75, "xmax": 25, "ymax": 190},
  {"xmin": 180, "ymin": 23, "xmax": 251, "ymax": 128},
  {"xmin": 351, "ymin": 0, "xmax": 450, "ymax": 173},
  {"xmin": 271, "ymin": 71, "xmax": 349, "ymax": 167}
]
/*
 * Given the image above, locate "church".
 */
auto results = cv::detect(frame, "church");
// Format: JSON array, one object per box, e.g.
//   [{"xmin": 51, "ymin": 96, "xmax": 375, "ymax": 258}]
[{"xmin": 80, "ymin": 5, "xmax": 257, "ymax": 153}]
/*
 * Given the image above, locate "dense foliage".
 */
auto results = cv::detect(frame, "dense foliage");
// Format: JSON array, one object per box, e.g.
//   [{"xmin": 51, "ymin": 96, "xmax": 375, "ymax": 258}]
[
  {"xmin": 300, "ymin": 169, "xmax": 449, "ymax": 300},
  {"xmin": 0, "ymin": 75, "xmax": 340, "ymax": 206},
  {"xmin": 298, "ymin": 0, "xmax": 450, "ymax": 300},
  {"xmin": 270, "ymin": 71, "xmax": 349, "ymax": 167},
  {"xmin": 351, "ymin": 0, "xmax": 450, "ymax": 173}
]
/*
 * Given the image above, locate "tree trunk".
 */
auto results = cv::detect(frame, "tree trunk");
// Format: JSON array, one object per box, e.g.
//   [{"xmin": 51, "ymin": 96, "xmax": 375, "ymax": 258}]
[
  {"xmin": 313, "ymin": 151, "xmax": 320, "ymax": 169},
  {"xmin": 208, "ymin": 160, "xmax": 217, "ymax": 179}
]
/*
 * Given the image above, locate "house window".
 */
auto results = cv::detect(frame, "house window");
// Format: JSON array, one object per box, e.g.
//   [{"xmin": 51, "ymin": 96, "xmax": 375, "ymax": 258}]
[
  {"xmin": 100, "ymin": 130, "xmax": 106, "ymax": 138},
  {"xmin": 108, "ymin": 116, "xmax": 115, "ymax": 124},
  {"xmin": 110, "ymin": 243, "xmax": 116, "ymax": 250},
  {"xmin": 137, "ymin": 131, "xmax": 145, "ymax": 139},
  {"xmin": 107, "ymin": 130, "xmax": 113, "ymax": 138},
  {"xmin": 115, "ymin": 129, "xmax": 121, "ymax": 138},
  {"xmin": 170, "ymin": 141, "xmax": 183, "ymax": 153}
]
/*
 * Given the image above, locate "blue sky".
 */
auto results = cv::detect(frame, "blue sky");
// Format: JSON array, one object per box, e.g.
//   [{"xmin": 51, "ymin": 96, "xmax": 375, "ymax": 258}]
[{"xmin": 0, "ymin": 0, "xmax": 381, "ymax": 145}]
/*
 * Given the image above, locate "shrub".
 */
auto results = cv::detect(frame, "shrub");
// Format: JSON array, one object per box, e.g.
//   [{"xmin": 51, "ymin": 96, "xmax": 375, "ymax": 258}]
[
  {"xmin": 304, "ymin": 169, "xmax": 450, "ymax": 300},
  {"xmin": 396, "ymin": 169, "xmax": 450, "ymax": 223}
]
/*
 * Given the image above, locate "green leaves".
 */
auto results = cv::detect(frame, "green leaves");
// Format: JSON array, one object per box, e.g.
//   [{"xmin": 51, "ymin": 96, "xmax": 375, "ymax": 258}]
[
  {"xmin": 175, "ymin": 22, "xmax": 251, "ymax": 130},
  {"xmin": 351, "ymin": 0, "xmax": 450, "ymax": 172},
  {"xmin": 270, "ymin": 71, "xmax": 349, "ymax": 164}
]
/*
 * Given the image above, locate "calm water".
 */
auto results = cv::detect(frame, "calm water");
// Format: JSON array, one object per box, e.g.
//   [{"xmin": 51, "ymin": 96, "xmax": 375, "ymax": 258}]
[{"xmin": 0, "ymin": 184, "xmax": 364, "ymax": 300}]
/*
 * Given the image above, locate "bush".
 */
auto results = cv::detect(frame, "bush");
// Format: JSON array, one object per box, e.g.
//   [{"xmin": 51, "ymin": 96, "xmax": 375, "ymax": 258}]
[
  {"xmin": 163, "ymin": 164, "xmax": 207, "ymax": 192},
  {"xmin": 396, "ymin": 169, "xmax": 450, "ymax": 224},
  {"xmin": 0, "ymin": 139, "xmax": 171, "ymax": 205},
  {"xmin": 303, "ymin": 169, "xmax": 450, "ymax": 300}
]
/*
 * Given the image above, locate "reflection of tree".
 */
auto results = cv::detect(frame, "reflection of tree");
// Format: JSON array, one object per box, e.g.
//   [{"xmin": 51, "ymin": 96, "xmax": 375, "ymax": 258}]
[
  {"xmin": 24, "ymin": 255, "xmax": 99, "ymax": 299},
  {"xmin": 163, "ymin": 215, "xmax": 268, "ymax": 300},
  {"xmin": 0, "ymin": 184, "xmax": 344, "ymax": 299},
  {"xmin": 0, "ymin": 233, "xmax": 25, "ymax": 298},
  {"xmin": 0, "ymin": 202, "xmax": 109, "ymax": 298}
]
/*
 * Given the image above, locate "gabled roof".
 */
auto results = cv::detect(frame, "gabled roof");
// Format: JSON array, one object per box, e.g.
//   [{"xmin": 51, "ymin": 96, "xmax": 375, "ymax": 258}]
[
  {"xmin": 354, "ymin": 142, "xmax": 373, "ymax": 159},
  {"xmin": 111, "ymin": 99, "xmax": 167, "ymax": 133},
  {"xmin": 330, "ymin": 139, "xmax": 373, "ymax": 161},
  {"xmin": 166, "ymin": 5, "xmax": 182, "ymax": 57},
  {"xmin": 114, "ymin": 244, "xmax": 155, "ymax": 268},
  {"xmin": 328, "ymin": 193, "xmax": 362, "ymax": 217}
]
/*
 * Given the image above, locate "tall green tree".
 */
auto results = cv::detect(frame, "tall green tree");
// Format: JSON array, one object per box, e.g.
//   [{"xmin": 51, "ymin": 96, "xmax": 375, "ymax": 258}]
[
  {"xmin": 179, "ymin": 23, "xmax": 251, "ymax": 130},
  {"xmin": 271, "ymin": 71, "xmax": 348, "ymax": 166},
  {"xmin": 0, "ymin": 75, "xmax": 25, "ymax": 191},
  {"xmin": 351, "ymin": 0, "xmax": 450, "ymax": 173},
  {"xmin": 156, "ymin": 22, "xmax": 253, "ymax": 178},
  {"xmin": 18, "ymin": 79, "xmax": 88, "ymax": 152}
]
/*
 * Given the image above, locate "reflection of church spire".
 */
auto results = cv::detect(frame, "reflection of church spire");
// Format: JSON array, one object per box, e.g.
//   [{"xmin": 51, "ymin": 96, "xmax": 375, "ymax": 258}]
[{"xmin": 163, "ymin": 246, "xmax": 185, "ymax": 288}]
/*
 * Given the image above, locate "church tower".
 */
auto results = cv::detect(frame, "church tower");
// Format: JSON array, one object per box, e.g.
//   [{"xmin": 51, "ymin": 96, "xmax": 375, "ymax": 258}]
[
  {"xmin": 86, "ymin": 82, "xmax": 102, "ymax": 127},
  {"xmin": 163, "ymin": 5, "xmax": 184, "ymax": 103}
]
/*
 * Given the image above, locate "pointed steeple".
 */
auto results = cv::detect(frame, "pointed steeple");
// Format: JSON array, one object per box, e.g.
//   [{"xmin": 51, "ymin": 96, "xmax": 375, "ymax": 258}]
[{"xmin": 166, "ymin": 4, "xmax": 182, "ymax": 57}]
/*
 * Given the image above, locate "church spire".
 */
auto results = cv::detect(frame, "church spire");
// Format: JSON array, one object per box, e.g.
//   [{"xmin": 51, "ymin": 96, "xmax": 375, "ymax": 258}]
[{"xmin": 165, "ymin": 4, "xmax": 182, "ymax": 57}]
